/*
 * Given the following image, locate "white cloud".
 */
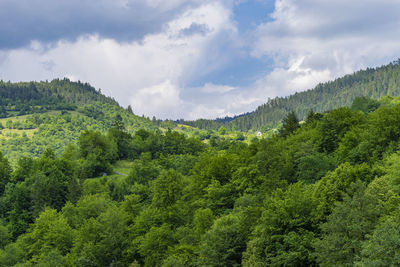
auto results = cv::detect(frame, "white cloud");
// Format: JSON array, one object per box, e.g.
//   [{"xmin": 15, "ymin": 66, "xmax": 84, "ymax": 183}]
[
  {"xmin": 131, "ymin": 80, "xmax": 183, "ymax": 119},
  {"xmin": 250, "ymin": 0, "xmax": 400, "ymax": 98},
  {"xmin": 200, "ymin": 83, "xmax": 236, "ymax": 93},
  {"xmin": 2, "ymin": 0, "xmax": 400, "ymax": 120},
  {"xmin": 0, "ymin": 2, "xmax": 240, "ymax": 120}
]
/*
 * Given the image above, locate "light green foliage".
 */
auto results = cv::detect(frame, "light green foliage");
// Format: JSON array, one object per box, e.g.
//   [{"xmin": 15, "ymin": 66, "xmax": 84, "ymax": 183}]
[
  {"xmin": 62, "ymin": 194, "xmax": 113, "ymax": 228},
  {"xmin": 0, "ymin": 241, "xmax": 25, "ymax": 267},
  {"xmin": 193, "ymin": 208, "xmax": 214, "ymax": 236},
  {"xmin": 319, "ymin": 107, "xmax": 365, "ymax": 153},
  {"xmin": 162, "ymin": 244, "xmax": 197, "ymax": 267},
  {"xmin": 0, "ymin": 222, "xmax": 11, "ymax": 248},
  {"xmin": 72, "ymin": 207, "xmax": 129, "ymax": 266},
  {"xmin": 151, "ymin": 169, "xmax": 184, "ymax": 209},
  {"xmin": 312, "ymin": 162, "xmax": 380, "ymax": 220},
  {"xmin": 338, "ymin": 104, "xmax": 400, "ymax": 163},
  {"xmin": 127, "ymin": 154, "xmax": 160, "ymax": 185},
  {"xmin": 21, "ymin": 209, "xmax": 73, "ymax": 265},
  {"xmin": 218, "ymin": 126, "xmax": 226, "ymax": 135}
]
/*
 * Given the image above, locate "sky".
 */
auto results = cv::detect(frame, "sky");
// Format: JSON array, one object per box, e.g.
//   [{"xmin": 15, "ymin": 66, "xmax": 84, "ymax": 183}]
[{"xmin": 1, "ymin": 0, "xmax": 400, "ymax": 120}]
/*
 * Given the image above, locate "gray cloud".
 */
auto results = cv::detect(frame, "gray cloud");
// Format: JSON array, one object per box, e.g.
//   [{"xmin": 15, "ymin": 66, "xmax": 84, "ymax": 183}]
[
  {"xmin": 0, "ymin": 2, "xmax": 243, "ymax": 120},
  {"xmin": 179, "ymin": 23, "xmax": 210, "ymax": 36},
  {"xmin": 0, "ymin": 0, "xmax": 202, "ymax": 49}
]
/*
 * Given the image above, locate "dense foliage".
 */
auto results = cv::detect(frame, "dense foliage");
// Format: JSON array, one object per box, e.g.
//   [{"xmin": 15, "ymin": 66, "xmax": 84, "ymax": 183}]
[
  {"xmin": 0, "ymin": 79, "xmax": 159, "ymax": 162},
  {"xmin": 2, "ymin": 94, "xmax": 400, "ymax": 266},
  {"xmin": 181, "ymin": 59, "xmax": 400, "ymax": 131}
]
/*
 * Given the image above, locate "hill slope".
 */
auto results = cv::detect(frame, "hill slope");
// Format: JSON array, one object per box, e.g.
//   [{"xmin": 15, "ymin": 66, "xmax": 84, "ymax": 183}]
[
  {"xmin": 181, "ymin": 59, "xmax": 400, "ymax": 131},
  {"xmin": 0, "ymin": 79, "xmax": 158, "ymax": 162},
  {"xmin": 3, "ymin": 95, "xmax": 400, "ymax": 266}
]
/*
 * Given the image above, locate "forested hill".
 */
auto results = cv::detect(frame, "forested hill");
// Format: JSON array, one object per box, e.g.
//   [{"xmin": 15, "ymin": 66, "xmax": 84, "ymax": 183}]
[
  {"xmin": 3, "ymin": 95, "xmax": 400, "ymax": 266},
  {"xmin": 0, "ymin": 78, "xmax": 118, "ymax": 117},
  {"xmin": 180, "ymin": 59, "xmax": 400, "ymax": 131},
  {"xmin": 0, "ymin": 79, "xmax": 158, "ymax": 162}
]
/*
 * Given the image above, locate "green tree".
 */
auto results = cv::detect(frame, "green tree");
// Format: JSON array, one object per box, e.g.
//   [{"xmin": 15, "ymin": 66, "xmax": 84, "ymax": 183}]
[
  {"xmin": 151, "ymin": 169, "xmax": 184, "ymax": 209},
  {"xmin": 312, "ymin": 162, "xmax": 379, "ymax": 220},
  {"xmin": 218, "ymin": 126, "xmax": 226, "ymax": 135},
  {"xmin": 351, "ymin": 96, "xmax": 380, "ymax": 113},
  {"xmin": 72, "ymin": 207, "xmax": 129, "ymax": 267},
  {"xmin": 199, "ymin": 214, "xmax": 246, "ymax": 267},
  {"xmin": 138, "ymin": 224, "xmax": 174, "ymax": 267},
  {"xmin": 279, "ymin": 111, "xmax": 299, "ymax": 138},
  {"xmin": 108, "ymin": 115, "xmax": 133, "ymax": 159},
  {"xmin": 319, "ymin": 107, "xmax": 365, "ymax": 153},
  {"xmin": 243, "ymin": 183, "xmax": 317, "ymax": 267},
  {"xmin": 358, "ymin": 210, "xmax": 400, "ymax": 266},
  {"xmin": 0, "ymin": 151, "xmax": 11, "ymax": 195},
  {"xmin": 21, "ymin": 209, "xmax": 73, "ymax": 265},
  {"xmin": 314, "ymin": 181, "xmax": 388, "ymax": 266},
  {"xmin": 78, "ymin": 130, "xmax": 116, "ymax": 177}
]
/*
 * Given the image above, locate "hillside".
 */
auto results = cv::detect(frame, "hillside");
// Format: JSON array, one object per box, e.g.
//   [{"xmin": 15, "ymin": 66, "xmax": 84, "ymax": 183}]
[
  {"xmin": 0, "ymin": 79, "xmax": 159, "ymax": 162},
  {"xmin": 180, "ymin": 59, "xmax": 400, "ymax": 131},
  {"xmin": 2, "ymin": 95, "xmax": 400, "ymax": 266}
]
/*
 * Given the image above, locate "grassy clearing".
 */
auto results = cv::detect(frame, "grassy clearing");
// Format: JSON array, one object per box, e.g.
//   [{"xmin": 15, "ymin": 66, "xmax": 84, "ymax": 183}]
[
  {"xmin": 113, "ymin": 160, "xmax": 134, "ymax": 176},
  {"xmin": 0, "ymin": 110, "xmax": 86, "ymax": 124},
  {"xmin": 0, "ymin": 128, "xmax": 38, "ymax": 139},
  {"xmin": 0, "ymin": 114, "xmax": 30, "ymax": 124}
]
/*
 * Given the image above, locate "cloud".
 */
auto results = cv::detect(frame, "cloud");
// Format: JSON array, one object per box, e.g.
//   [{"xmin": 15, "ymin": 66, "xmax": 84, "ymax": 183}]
[
  {"xmin": 131, "ymin": 80, "xmax": 183, "ymax": 119},
  {"xmin": 0, "ymin": 0, "xmax": 204, "ymax": 49},
  {"xmin": 0, "ymin": 2, "xmax": 241, "ymax": 120},
  {"xmin": 2, "ymin": 0, "xmax": 400, "ymax": 120},
  {"xmin": 200, "ymin": 83, "xmax": 236, "ymax": 94},
  {"xmin": 250, "ymin": 0, "xmax": 400, "ymax": 97}
]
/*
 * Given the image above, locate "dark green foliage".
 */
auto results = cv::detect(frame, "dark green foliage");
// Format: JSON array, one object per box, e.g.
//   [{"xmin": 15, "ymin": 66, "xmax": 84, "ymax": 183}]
[
  {"xmin": 358, "ymin": 209, "xmax": 400, "ymax": 266},
  {"xmin": 319, "ymin": 107, "xmax": 365, "ymax": 153},
  {"xmin": 244, "ymin": 183, "xmax": 317, "ymax": 267},
  {"xmin": 279, "ymin": 111, "xmax": 300, "ymax": 138},
  {"xmin": 0, "ymin": 152, "xmax": 11, "ymax": 195},
  {"xmin": 340, "ymin": 104, "xmax": 400, "ymax": 164},
  {"xmin": 108, "ymin": 116, "xmax": 133, "ymax": 159},
  {"xmin": 314, "ymin": 181, "xmax": 392, "ymax": 266},
  {"xmin": 78, "ymin": 130, "xmax": 116, "ymax": 177},
  {"xmin": 199, "ymin": 214, "xmax": 247, "ymax": 267},
  {"xmin": 351, "ymin": 96, "xmax": 380, "ymax": 113},
  {"xmin": 2, "ymin": 88, "xmax": 400, "ymax": 266}
]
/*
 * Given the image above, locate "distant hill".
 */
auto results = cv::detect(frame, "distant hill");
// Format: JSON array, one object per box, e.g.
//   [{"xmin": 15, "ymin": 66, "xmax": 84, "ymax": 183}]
[
  {"xmin": 0, "ymin": 78, "xmax": 158, "ymax": 162},
  {"xmin": 180, "ymin": 59, "xmax": 400, "ymax": 131}
]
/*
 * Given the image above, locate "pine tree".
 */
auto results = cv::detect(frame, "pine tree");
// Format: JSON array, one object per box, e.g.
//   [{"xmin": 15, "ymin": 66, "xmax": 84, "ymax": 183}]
[
  {"xmin": 279, "ymin": 111, "xmax": 299, "ymax": 138},
  {"xmin": 127, "ymin": 105, "xmax": 134, "ymax": 114}
]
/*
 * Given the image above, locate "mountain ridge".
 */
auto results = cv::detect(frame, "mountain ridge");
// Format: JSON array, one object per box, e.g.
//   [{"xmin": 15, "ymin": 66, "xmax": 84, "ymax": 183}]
[{"xmin": 180, "ymin": 59, "xmax": 400, "ymax": 131}]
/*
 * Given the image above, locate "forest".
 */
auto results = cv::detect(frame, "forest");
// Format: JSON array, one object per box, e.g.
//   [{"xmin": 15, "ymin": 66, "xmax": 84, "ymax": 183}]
[
  {"xmin": 181, "ymin": 59, "xmax": 400, "ymax": 131},
  {"xmin": 1, "ymin": 93, "xmax": 400, "ymax": 266},
  {"xmin": 0, "ymin": 79, "xmax": 161, "ymax": 163}
]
